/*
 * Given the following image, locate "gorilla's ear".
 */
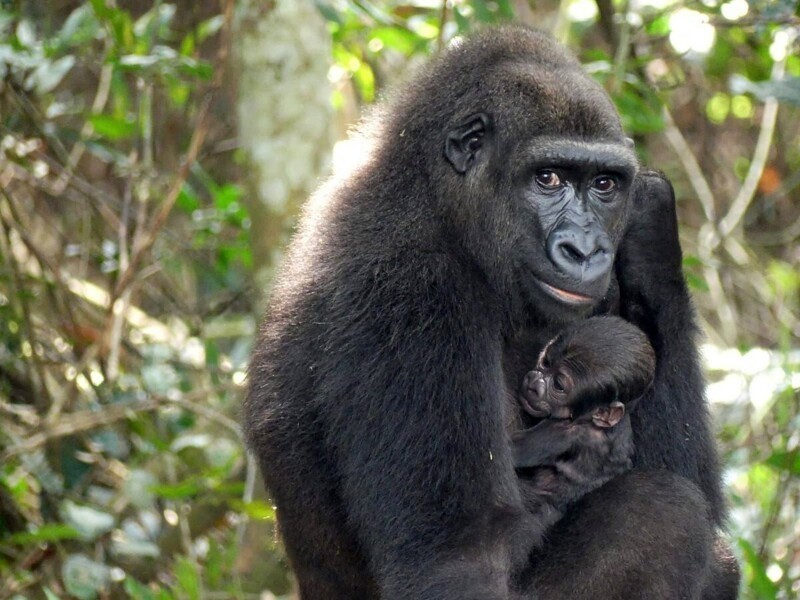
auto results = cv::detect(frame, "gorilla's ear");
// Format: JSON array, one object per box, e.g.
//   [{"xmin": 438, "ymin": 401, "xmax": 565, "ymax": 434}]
[
  {"xmin": 445, "ymin": 113, "xmax": 491, "ymax": 174},
  {"xmin": 592, "ymin": 400, "xmax": 626, "ymax": 429}
]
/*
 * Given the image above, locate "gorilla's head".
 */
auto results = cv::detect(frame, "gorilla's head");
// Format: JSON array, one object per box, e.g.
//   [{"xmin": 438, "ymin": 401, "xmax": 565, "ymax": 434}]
[{"xmin": 384, "ymin": 27, "xmax": 638, "ymax": 324}]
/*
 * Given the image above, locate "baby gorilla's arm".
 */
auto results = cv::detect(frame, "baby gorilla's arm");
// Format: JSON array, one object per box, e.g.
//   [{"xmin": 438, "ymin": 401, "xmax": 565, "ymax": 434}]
[
  {"xmin": 511, "ymin": 418, "xmax": 576, "ymax": 467},
  {"xmin": 512, "ymin": 402, "xmax": 628, "ymax": 469},
  {"xmin": 513, "ymin": 409, "xmax": 634, "ymax": 518}
]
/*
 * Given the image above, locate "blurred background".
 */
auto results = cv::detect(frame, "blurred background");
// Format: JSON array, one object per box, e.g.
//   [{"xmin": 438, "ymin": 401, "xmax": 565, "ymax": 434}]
[{"xmin": 0, "ymin": 0, "xmax": 797, "ymax": 598}]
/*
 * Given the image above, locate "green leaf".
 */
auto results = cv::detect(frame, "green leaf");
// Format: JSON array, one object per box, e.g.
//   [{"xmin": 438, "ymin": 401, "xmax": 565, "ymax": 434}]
[
  {"xmin": 645, "ymin": 14, "xmax": 670, "ymax": 37},
  {"xmin": 315, "ymin": 1, "xmax": 343, "ymax": 25},
  {"xmin": 133, "ymin": 4, "xmax": 176, "ymax": 40},
  {"xmin": 739, "ymin": 539, "xmax": 778, "ymax": 599},
  {"xmin": 454, "ymin": 6, "xmax": 471, "ymax": 32},
  {"xmin": 614, "ymin": 87, "xmax": 664, "ymax": 134},
  {"xmin": 44, "ymin": 588, "xmax": 61, "ymax": 600},
  {"xmin": 177, "ymin": 184, "xmax": 200, "ymax": 213},
  {"xmin": 141, "ymin": 363, "xmax": 179, "ymax": 394},
  {"xmin": 149, "ymin": 480, "xmax": 202, "ymax": 500},
  {"xmin": 682, "ymin": 255, "xmax": 703, "ymax": 268},
  {"xmin": 16, "ymin": 20, "xmax": 36, "ymax": 48},
  {"xmin": 229, "ymin": 499, "xmax": 276, "ymax": 521},
  {"xmin": 174, "ymin": 556, "xmax": 202, "ymax": 600},
  {"xmin": 125, "ymin": 578, "xmax": 175, "ymax": 600},
  {"xmin": 369, "ymin": 27, "xmax": 421, "ymax": 56},
  {"xmin": 6, "ymin": 523, "xmax": 81, "ymax": 545},
  {"xmin": 685, "ymin": 272, "xmax": 709, "ymax": 293},
  {"xmin": 89, "ymin": 114, "xmax": 137, "ymax": 140},
  {"xmin": 765, "ymin": 450, "xmax": 800, "ymax": 475},
  {"xmin": 353, "ymin": 60, "xmax": 375, "ymax": 103}
]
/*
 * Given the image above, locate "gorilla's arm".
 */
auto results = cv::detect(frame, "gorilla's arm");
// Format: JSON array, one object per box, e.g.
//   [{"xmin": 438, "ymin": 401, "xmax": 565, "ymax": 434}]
[
  {"xmin": 315, "ymin": 253, "xmax": 532, "ymax": 599},
  {"xmin": 616, "ymin": 172, "xmax": 725, "ymax": 523}
]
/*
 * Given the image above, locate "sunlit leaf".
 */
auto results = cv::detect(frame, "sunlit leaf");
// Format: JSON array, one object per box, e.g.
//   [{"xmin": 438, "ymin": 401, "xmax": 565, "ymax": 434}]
[
  {"xmin": 369, "ymin": 27, "xmax": 421, "ymax": 56},
  {"xmin": 197, "ymin": 15, "xmax": 224, "ymax": 42},
  {"xmin": 28, "ymin": 56, "xmax": 75, "ymax": 94},
  {"xmin": 89, "ymin": 114, "xmax": 137, "ymax": 140},
  {"xmin": 62, "ymin": 554, "xmax": 111, "ymax": 600},
  {"xmin": 730, "ymin": 77, "xmax": 799, "ymax": 108},
  {"xmin": 124, "ymin": 469, "xmax": 158, "ymax": 509},
  {"xmin": 229, "ymin": 499, "xmax": 276, "ymax": 521},
  {"xmin": 112, "ymin": 534, "xmax": 161, "ymax": 558},
  {"xmin": 58, "ymin": 4, "xmax": 101, "ymax": 47},
  {"xmin": 61, "ymin": 501, "xmax": 115, "ymax": 541}
]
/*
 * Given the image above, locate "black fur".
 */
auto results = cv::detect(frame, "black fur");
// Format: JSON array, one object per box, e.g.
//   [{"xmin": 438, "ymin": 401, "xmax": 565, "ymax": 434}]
[
  {"xmin": 244, "ymin": 25, "xmax": 738, "ymax": 599},
  {"xmin": 511, "ymin": 316, "xmax": 655, "ymax": 525},
  {"xmin": 517, "ymin": 315, "xmax": 655, "ymax": 421}
]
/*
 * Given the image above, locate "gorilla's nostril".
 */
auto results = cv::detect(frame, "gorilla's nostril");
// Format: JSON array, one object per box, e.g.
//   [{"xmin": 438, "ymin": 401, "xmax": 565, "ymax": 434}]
[{"xmin": 560, "ymin": 243, "xmax": 585, "ymax": 264}]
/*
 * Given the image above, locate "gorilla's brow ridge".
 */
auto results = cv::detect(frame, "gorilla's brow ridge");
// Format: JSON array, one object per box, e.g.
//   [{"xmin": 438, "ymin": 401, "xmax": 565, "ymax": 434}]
[{"xmin": 521, "ymin": 138, "xmax": 639, "ymax": 174}]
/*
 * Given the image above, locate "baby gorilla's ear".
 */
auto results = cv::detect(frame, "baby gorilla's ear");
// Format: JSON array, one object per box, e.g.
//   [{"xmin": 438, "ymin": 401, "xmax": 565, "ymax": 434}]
[{"xmin": 592, "ymin": 401, "xmax": 625, "ymax": 429}]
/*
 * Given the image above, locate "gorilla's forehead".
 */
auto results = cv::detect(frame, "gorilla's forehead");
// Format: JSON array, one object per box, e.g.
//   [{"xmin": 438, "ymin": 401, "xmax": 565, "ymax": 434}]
[
  {"xmin": 491, "ymin": 61, "xmax": 624, "ymax": 140},
  {"xmin": 516, "ymin": 137, "xmax": 639, "ymax": 174}
]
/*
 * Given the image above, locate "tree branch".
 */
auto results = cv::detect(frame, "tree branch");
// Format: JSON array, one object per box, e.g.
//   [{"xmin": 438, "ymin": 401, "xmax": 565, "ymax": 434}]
[
  {"xmin": 1, "ymin": 388, "xmax": 241, "ymax": 462},
  {"xmin": 717, "ymin": 58, "xmax": 785, "ymax": 241}
]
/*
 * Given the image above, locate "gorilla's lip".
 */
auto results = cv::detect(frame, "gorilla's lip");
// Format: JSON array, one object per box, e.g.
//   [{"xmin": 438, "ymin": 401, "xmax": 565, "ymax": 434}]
[{"xmin": 536, "ymin": 279, "xmax": 597, "ymax": 305}]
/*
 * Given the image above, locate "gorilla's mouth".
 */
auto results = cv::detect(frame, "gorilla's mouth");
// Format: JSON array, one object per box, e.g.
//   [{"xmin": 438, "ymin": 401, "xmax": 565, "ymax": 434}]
[{"xmin": 536, "ymin": 279, "xmax": 596, "ymax": 306}]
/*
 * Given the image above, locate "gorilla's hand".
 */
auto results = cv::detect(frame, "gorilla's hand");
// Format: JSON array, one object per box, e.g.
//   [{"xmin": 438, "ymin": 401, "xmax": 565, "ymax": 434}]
[
  {"xmin": 615, "ymin": 171, "xmax": 688, "ymax": 331},
  {"xmin": 616, "ymin": 171, "xmax": 683, "ymax": 297}
]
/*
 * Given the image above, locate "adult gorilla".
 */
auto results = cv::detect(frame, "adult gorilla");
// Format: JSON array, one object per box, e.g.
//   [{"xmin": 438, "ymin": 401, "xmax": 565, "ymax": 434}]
[{"xmin": 244, "ymin": 26, "xmax": 736, "ymax": 599}]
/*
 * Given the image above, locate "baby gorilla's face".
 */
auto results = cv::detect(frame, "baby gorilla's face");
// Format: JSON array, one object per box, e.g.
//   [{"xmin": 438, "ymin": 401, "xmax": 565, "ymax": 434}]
[
  {"xmin": 520, "ymin": 341, "xmax": 576, "ymax": 419},
  {"xmin": 520, "ymin": 354, "xmax": 625, "ymax": 429},
  {"xmin": 518, "ymin": 316, "xmax": 654, "ymax": 429}
]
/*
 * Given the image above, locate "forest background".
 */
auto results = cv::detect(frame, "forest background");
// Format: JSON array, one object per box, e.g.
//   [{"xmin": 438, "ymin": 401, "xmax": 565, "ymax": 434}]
[{"xmin": 0, "ymin": 0, "xmax": 798, "ymax": 598}]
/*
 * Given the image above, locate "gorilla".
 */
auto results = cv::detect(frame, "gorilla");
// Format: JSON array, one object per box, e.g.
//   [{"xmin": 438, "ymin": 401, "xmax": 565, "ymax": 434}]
[
  {"xmin": 516, "ymin": 315, "xmax": 655, "ymax": 422},
  {"xmin": 244, "ymin": 26, "xmax": 739, "ymax": 599},
  {"xmin": 509, "ymin": 316, "xmax": 654, "ymax": 544}
]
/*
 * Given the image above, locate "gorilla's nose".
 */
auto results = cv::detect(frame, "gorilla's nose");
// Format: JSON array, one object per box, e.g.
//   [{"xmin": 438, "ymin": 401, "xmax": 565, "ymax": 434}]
[
  {"xmin": 547, "ymin": 224, "xmax": 613, "ymax": 283},
  {"xmin": 531, "ymin": 377, "xmax": 546, "ymax": 399}
]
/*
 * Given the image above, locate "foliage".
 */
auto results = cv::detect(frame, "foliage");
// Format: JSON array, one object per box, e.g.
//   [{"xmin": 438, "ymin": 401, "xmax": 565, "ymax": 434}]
[
  {"xmin": 0, "ymin": 1, "xmax": 265, "ymax": 597},
  {"xmin": 0, "ymin": 0, "xmax": 798, "ymax": 598}
]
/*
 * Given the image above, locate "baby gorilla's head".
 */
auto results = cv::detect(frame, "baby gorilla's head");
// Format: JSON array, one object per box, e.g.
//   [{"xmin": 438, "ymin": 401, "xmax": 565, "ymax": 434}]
[{"xmin": 520, "ymin": 316, "xmax": 655, "ymax": 422}]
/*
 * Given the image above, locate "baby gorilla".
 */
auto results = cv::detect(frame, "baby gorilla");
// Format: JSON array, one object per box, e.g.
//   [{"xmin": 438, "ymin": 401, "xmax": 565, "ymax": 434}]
[{"xmin": 513, "ymin": 316, "xmax": 655, "ymax": 517}]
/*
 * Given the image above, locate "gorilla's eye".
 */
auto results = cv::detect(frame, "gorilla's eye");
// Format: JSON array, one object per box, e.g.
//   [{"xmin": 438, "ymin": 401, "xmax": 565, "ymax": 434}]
[
  {"xmin": 535, "ymin": 170, "xmax": 561, "ymax": 189},
  {"xmin": 591, "ymin": 175, "xmax": 617, "ymax": 194},
  {"xmin": 553, "ymin": 373, "xmax": 567, "ymax": 393}
]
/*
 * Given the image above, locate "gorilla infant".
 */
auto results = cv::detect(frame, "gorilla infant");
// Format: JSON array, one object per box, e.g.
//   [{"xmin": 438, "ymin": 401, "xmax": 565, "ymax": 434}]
[
  {"xmin": 511, "ymin": 316, "xmax": 655, "ymax": 524},
  {"xmin": 518, "ymin": 316, "xmax": 654, "ymax": 424}
]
